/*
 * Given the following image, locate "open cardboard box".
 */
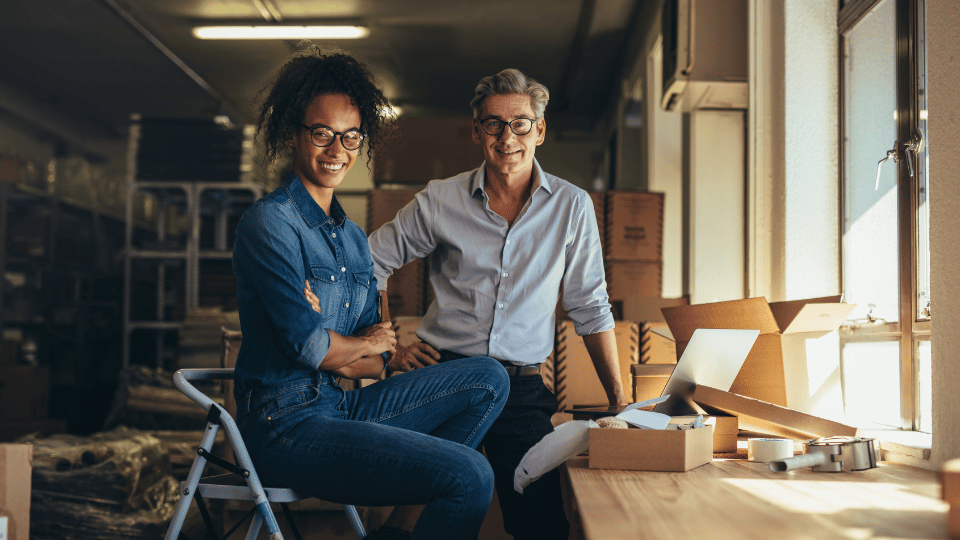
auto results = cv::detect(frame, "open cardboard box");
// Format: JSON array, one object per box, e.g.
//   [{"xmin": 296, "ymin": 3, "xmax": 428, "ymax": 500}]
[
  {"xmin": 586, "ymin": 328, "xmax": 757, "ymax": 471},
  {"xmin": 661, "ymin": 295, "xmax": 855, "ymax": 415},
  {"xmin": 589, "ymin": 424, "xmax": 713, "ymax": 472}
]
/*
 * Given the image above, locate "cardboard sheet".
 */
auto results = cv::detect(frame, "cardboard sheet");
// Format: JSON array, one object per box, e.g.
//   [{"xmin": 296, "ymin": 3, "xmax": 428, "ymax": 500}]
[{"xmin": 692, "ymin": 384, "xmax": 858, "ymax": 439}]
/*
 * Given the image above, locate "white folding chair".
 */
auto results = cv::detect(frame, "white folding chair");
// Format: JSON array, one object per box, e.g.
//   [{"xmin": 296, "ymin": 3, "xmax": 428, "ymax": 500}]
[{"xmin": 164, "ymin": 368, "xmax": 367, "ymax": 540}]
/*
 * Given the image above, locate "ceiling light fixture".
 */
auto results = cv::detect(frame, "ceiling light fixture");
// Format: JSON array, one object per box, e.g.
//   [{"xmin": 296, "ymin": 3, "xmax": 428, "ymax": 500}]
[{"xmin": 192, "ymin": 25, "xmax": 369, "ymax": 40}]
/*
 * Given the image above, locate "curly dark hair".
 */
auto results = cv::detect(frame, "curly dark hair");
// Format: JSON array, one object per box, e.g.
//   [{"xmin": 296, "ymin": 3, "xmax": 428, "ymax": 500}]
[{"xmin": 256, "ymin": 49, "xmax": 392, "ymax": 163}]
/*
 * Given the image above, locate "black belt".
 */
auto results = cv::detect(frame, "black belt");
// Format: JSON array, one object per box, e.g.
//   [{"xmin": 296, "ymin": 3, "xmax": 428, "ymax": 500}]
[
  {"xmin": 437, "ymin": 350, "xmax": 541, "ymax": 377},
  {"xmin": 497, "ymin": 361, "xmax": 541, "ymax": 377}
]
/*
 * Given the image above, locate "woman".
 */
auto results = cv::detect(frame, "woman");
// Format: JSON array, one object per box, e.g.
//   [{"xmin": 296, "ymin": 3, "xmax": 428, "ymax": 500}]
[{"xmin": 232, "ymin": 50, "xmax": 509, "ymax": 540}]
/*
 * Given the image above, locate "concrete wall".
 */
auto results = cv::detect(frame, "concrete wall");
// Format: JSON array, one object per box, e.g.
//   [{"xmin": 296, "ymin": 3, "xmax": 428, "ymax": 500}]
[{"xmin": 928, "ymin": 1, "xmax": 960, "ymax": 470}]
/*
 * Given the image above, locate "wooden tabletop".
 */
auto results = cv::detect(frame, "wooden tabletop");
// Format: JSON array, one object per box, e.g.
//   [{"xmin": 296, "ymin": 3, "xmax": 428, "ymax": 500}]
[{"xmin": 562, "ymin": 457, "xmax": 948, "ymax": 540}]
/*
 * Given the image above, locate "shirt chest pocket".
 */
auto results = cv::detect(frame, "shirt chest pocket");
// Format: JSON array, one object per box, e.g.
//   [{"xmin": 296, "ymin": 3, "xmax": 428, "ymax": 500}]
[
  {"xmin": 351, "ymin": 271, "xmax": 373, "ymax": 322},
  {"xmin": 308, "ymin": 266, "xmax": 345, "ymax": 322}
]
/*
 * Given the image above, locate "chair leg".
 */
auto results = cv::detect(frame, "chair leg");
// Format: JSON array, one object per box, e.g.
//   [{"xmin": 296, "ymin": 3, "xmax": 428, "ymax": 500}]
[
  {"xmin": 192, "ymin": 493, "xmax": 221, "ymax": 540},
  {"xmin": 344, "ymin": 505, "xmax": 367, "ymax": 540},
  {"xmin": 279, "ymin": 503, "xmax": 304, "ymax": 540}
]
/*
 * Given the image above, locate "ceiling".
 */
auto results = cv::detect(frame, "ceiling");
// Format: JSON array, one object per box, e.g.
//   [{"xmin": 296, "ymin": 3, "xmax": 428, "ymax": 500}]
[{"xmin": 0, "ymin": 0, "xmax": 654, "ymax": 160}]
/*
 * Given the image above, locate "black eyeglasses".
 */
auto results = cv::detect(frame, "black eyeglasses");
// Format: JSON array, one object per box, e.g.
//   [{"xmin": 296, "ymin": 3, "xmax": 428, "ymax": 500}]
[
  {"xmin": 300, "ymin": 123, "xmax": 366, "ymax": 150},
  {"xmin": 478, "ymin": 117, "xmax": 538, "ymax": 137}
]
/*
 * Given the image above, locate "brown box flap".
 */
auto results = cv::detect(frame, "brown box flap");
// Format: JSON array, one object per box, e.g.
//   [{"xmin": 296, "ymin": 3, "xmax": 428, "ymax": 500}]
[
  {"xmin": 630, "ymin": 364, "xmax": 675, "ymax": 376},
  {"xmin": 662, "ymin": 297, "xmax": 780, "ymax": 344},
  {"xmin": 692, "ymin": 384, "xmax": 858, "ymax": 440},
  {"xmin": 779, "ymin": 303, "xmax": 856, "ymax": 335}
]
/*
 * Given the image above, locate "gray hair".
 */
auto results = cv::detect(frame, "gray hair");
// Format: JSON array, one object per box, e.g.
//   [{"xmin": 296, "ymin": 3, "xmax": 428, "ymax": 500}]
[{"xmin": 470, "ymin": 68, "xmax": 550, "ymax": 119}]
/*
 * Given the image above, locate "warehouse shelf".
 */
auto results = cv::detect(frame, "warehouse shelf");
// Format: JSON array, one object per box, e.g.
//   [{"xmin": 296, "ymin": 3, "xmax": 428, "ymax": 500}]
[{"xmin": 121, "ymin": 115, "xmax": 261, "ymax": 369}]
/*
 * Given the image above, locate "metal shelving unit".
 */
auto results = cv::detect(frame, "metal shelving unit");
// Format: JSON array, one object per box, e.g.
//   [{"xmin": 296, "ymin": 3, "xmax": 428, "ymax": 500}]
[{"xmin": 121, "ymin": 116, "xmax": 261, "ymax": 369}]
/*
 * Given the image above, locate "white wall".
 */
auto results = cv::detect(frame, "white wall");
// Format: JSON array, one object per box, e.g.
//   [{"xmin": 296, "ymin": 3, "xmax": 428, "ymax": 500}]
[
  {"xmin": 928, "ymin": 1, "xmax": 960, "ymax": 470},
  {"xmin": 782, "ymin": 1, "xmax": 840, "ymax": 300},
  {"xmin": 750, "ymin": 0, "xmax": 839, "ymax": 303}
]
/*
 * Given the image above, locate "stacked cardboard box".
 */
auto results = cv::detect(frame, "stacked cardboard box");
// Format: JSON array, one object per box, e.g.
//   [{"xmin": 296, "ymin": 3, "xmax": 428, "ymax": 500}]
[
  {"xmin": 367, "ymin": 189, "xmax": 428, "ymax": 317},
  {"xmin": 547, "ymin": 321, "xmax": 639, "ymax": 410},
  {"xmin": 0, "ymin": 444, "xmax": 32, "ymax": 540},
  {"xmin": 603, "ymin": 191, "xmax": 664, "ymax": 302},
  {"xmin": 942, "ymin": 459, "xmax": 960, "ymax": 537},
  {"xmin": 0, "ymin": 343, "xmax": 64, "ymax": 441},
  {"xmin": 373, "ymin": 118, "xmax": 483, "ymax": 184}
]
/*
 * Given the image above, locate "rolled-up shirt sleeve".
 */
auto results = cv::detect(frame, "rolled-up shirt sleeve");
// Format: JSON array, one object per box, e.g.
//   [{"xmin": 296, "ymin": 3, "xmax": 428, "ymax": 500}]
[
  {"xmin": 234, "ymin": 204, "xmax": 330, "ymax": 369},
  {"xmin": 562, "ymin": 192, "xmax": 615, "ymax": 336},
  {"xmin": 369, "ymin": 189, "xmax": 437, "ymax": 291}
]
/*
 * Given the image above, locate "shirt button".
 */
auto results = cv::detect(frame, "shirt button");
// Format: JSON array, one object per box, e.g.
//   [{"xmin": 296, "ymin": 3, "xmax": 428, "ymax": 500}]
[
  {"xmin": 492, "ymin": 335, "xmax": 499, "ymax": 340},
  {"xmin": 330, "ymin": 276, "xmax": 335, "ymax": 281},
  {"xmin": 332, "ymin": 232, "xmax": 337, "ymax": 238},
  {"xmin": 502, "ymin": 272, "xmax": 508, "ymax": 277},
  {"xmin": 345, "ymin": 302, "xmax": 350, "ymax": 308},
  {"xmin": 498, "ymin": 303, "xmax": 504, "ymax": 309},
  {"xmin": 341, "ymin": 267, "xmax": 346, "ymax": 272},
  {"xmin": 506, "ymin": 239, "xmax": 511, "ymax": 245}
]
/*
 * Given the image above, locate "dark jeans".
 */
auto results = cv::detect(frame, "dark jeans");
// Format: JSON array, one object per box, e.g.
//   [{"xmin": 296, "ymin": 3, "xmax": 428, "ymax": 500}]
[
  {"xmin": 236, "ymin": 358, "xmax": 509, "ymax": 540},
  {"xmin": 439, "ymin": 351, "xmax": 570, "ymax": 540}
]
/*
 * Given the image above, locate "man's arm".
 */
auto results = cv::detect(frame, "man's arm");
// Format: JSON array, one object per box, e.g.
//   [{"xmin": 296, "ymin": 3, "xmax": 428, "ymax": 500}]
[{"xmin": 582, "ymin": 330, "xmax": 628, "ymax": 407}]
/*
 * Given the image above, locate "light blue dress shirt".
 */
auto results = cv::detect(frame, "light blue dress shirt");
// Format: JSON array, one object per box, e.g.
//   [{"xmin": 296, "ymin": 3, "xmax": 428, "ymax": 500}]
[{"xmin": 368, "ymin": 159, "xmax": 614, "ymax": 365}]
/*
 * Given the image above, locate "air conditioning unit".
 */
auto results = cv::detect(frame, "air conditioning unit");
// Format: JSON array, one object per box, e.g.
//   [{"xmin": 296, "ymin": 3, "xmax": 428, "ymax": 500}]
[{"xmin": 661, "ymin": 0, "xmax": 748, "ymax": 112}]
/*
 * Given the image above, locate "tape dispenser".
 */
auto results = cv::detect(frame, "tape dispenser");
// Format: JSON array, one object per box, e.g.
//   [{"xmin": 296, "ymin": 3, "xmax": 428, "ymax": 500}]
[{"xmin": 769, "ymin": 436, "xmax": 877, "ymax": 473}]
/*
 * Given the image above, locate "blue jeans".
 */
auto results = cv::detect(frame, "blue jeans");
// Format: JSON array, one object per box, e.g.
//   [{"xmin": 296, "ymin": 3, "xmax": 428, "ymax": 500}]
[{"xmin": 236, "ymin": 357, "xmax": 509, "ymax": 540}]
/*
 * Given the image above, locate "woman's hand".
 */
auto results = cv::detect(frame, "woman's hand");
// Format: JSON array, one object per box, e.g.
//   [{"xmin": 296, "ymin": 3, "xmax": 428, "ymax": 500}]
[{"xmin": 303, "ymin": 280, "xmax": 321, "ymax": 314}]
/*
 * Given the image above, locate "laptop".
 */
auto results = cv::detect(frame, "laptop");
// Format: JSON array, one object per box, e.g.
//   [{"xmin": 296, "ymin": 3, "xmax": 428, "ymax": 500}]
[{"xmin": 564, "ymin": 328, "xmax": 759, "ymax": 417}]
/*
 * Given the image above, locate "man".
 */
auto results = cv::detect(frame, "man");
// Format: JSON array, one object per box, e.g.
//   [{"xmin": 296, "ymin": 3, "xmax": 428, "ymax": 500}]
[{"xmin": 368, "ymin": 68, "xmax": 627, "ymax": 540}]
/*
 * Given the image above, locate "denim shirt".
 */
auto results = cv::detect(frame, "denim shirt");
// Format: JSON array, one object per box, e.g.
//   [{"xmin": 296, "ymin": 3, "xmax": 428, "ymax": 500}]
[{"xmin": 232, "ymin": 173, "xmax": 379, "ymax": 397}]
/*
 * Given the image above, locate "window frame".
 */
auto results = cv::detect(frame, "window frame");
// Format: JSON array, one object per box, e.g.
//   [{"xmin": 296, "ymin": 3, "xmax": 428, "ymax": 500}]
[{"xmin": 837, "ymin": 0, "xmax": 929, "ymax": 431}]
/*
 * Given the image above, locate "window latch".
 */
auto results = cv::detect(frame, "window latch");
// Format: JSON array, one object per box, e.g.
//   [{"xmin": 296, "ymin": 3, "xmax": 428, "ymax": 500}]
[
  {"xmin": 875, "ymin": 143, "xmax": 897, "ymax": 190},
  {"xmin": 903, "ymin": 130, "xmax": 924, "ymax": 178}
]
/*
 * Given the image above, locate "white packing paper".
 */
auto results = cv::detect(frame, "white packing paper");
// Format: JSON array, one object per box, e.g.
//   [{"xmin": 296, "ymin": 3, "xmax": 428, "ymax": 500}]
[{"xmin": 514, "ymin": 420, "xmax": 593, "ymax": 494}]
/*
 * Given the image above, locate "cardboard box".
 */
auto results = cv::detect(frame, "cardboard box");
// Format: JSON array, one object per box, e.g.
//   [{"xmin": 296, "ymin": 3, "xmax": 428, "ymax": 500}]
[
  {"xmin": 692, "ymin": 384, "xmax": 858, "ymax": 440},
  {"xmin": 373, "ymin": 118, "xmax": 482, "ymax": 184},
  {"xmin": 550, "ymin": 321, "xmax": 639, "ymax": 410},
  {"xmin": 604, "ymin": 191, "xmax": 664, "ymax": 262},
  {"xmin": 391, "ymin": 316, "xmax": 423, "ymax": 348},
  {"xmin": 631, "ymin": 363, "xmax": 673, "ymax": 402},
  {"xmin": 605, "ymin": 261, "xmax": 662, "ymax": 300},
  {"xmin": 0, "ymin": 365, "xmax": 49, "ymax": 420},
  {"xmin": 661, "ymin": 295, "xmax": 855, "ymax": 410},
  {"xmin": 589, "ymin": 192, "xmax": 605, "ymax": 256},
  {"xmin": 640, "ymin": 322, "xmax": 677, "ymax": 364},
  {"xmin": 588, "ymin": 425, "xmax": 712, "ymax": 471},
  {"xmin": 669, "ymin": 415, "xmax": 738, "ymax": 453},
  {"xmin": 943, "ymin": 458, "xmax": 960, "ymax": 506},
  {"xmin": 383, "ymin": 259, "xmax": 426, "ymax": 317},
  {"xmin": 0, "ymin": 156, "xmax": 21, "ymax": 183},
  {"xmin": 0, "ymin": 341, "xmax": 19, "ymax": 365},
  {"xmin": 0, "ymin": 444, "xmax": 32, "ymax": 540},
  {"xmin": 366, "ymin": 188, "xmax": 420, "ymax": 231}
]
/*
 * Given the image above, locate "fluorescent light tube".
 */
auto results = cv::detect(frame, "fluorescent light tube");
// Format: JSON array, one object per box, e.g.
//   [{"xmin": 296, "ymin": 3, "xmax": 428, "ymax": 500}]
[{"xmin": 193, "ymin": 25, "xmax": 369, "ymax": 40}]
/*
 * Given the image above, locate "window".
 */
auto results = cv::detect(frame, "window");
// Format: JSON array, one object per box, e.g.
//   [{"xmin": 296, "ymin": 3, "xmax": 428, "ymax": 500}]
[{"xmin": 839, "ymin": 0, "xmax": 929, "ymax": 432}]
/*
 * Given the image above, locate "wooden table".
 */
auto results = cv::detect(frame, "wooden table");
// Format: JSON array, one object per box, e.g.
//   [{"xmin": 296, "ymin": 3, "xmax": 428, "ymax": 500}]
[{"xmin": 562, "ymin": 457, "xmax": 948, "ymax": 540}]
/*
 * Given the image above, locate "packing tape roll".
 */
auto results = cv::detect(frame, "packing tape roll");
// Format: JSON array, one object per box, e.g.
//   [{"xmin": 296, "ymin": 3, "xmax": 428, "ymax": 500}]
[{"xmin": 748, "ymin": 438, "xmax": 794, "ymax": 463}]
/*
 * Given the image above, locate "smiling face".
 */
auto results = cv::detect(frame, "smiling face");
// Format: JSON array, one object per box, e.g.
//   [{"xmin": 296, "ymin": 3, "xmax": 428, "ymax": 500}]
[
  {"xmin": 472, "ymin": 93, "xmax": 546, "ymax": 182},
  {"xmin": 291, "ymin": 93, "xmax": 361, "ymax": 201}
]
